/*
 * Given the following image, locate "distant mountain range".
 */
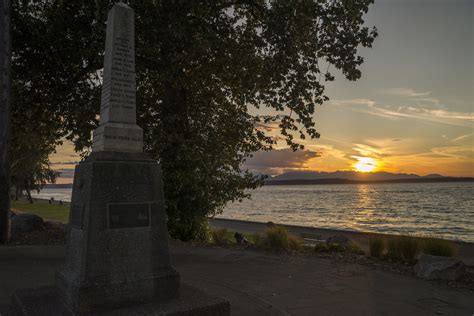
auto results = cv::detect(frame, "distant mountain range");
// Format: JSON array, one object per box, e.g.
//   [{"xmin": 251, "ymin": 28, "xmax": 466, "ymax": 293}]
[
  {"xmin": 265, "ymin": 171, "xmax": 474, "ymax": 185},
  {"xmin": 46, "ymin": 171, "xmax": 474, "ymax": 188}
]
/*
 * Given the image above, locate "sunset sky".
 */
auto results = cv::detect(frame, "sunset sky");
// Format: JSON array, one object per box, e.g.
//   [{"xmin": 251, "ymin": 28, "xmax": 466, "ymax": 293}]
[{"xmin": 51, "ymin": 0, "xmax": 473, "ymax": 183}]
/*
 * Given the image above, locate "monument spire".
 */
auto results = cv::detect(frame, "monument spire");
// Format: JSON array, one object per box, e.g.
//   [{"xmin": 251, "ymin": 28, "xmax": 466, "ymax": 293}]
[{"xmin": 92, "ymin": 2, "xmax": 143, "ymax": 153}]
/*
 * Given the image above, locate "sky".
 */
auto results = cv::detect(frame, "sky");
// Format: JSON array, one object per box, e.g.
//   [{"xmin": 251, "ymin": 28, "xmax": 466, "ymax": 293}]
[{"xmin": 51, "ymin": 0, "xmax": 474, "ymax": 183}]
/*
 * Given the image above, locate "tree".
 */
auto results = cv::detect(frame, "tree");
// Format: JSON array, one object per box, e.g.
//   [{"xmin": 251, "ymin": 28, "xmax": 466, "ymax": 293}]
[
  {"xmin": 11, "ymin": 0, "xmax": 377, "ymax": 240},
  {"xmin": 0, "ymin": 0, "xmax": 12, "ymax": 244},
  {"xmin": 10, "ymin": 125, "xmax": 59, "ymax": 203},
  {"xmin": 9, "ymin": 0, "xmax": 103, "ymax": 205}
]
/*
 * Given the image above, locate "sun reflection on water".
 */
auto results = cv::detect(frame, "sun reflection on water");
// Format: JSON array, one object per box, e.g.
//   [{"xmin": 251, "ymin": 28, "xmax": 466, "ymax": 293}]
[{"xmin": 350, "ymin": 185, "xmax": 379, "ymax": 230}]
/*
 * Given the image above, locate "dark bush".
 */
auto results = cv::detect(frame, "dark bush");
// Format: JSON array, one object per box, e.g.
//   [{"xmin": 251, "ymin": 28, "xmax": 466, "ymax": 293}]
[
  {"xmin": 386, "ymin": 235, "xmax": 419, "ymax": 262},
  {"xmin": 369, "ymin": 237, "xmax": 384, "ymax": 258},
  {"xmin": 422, "ymin": 238, "xmax": 455, "ymax": 257},
  {"xmin": 211, "ymin": 228, "xmax": 229, "ymax": 245},
  {"xmin": 261, "ymin": 226, "xmax": 302, "ymax": 251}
]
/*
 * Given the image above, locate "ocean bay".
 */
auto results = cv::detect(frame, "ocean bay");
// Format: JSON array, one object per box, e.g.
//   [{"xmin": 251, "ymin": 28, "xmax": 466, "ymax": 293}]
[{"xmin": 32, "ymin": 181, "xmax": 474, "ymax": 243}]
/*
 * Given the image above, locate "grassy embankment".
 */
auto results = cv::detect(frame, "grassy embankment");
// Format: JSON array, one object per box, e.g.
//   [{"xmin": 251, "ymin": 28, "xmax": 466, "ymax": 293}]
[{"xmin": 11, "ymin": 200, "xmax": 69, "ymax": 223}]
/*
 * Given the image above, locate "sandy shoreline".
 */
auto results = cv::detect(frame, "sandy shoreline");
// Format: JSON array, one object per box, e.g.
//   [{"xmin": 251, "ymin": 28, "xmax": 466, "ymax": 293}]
[{"xmin": 211, "ymin": 217, "xmax": 474, "ymax": 265}]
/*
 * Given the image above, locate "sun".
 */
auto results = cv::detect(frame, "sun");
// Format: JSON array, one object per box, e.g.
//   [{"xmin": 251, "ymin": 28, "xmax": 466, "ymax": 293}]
[
  {"xmin": 355, "ymin": 162, "xmax": 376, "ymax": 172},
  {"xmin": 353, "ymin": 157, "xmax": 378, "ymax": 173}
]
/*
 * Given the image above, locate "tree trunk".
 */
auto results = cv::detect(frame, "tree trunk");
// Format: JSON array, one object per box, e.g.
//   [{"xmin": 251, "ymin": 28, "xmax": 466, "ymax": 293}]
[
  {"xmin": 26, "ymin": 188, "xmax": 33, "ymax": 204},
  {"xmin": 0, "ymin": 0, "xmax": 12, "ymax": 244}
]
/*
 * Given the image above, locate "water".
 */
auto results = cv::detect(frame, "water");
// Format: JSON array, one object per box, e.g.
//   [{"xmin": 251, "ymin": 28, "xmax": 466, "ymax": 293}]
[
  {"xmin": 223, "ymin": 182, "xmax": 474, "ymax": 243},
  {"xmin": 32, "ymin": 188, "xmax": 72, "ymax": 203},
  {"xmin": 32, "ymin": 182, "xmax": 474, "ymax": 242}
]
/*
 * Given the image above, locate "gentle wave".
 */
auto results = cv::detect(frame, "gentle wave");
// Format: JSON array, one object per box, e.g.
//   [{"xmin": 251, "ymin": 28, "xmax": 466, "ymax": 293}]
[{"xmin": 221, "ymin": 182, "xmax": 474, "ymax": 243}]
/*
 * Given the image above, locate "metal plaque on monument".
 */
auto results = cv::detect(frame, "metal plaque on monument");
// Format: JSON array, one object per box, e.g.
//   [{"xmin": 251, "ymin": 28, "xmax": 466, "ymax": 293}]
[{"xmin": 11, "ymin": 2, "xmax": 229, "ymax": 315}]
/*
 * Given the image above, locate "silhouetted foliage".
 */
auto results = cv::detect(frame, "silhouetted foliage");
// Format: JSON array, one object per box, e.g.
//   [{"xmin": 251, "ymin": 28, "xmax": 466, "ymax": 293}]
[
  {"xmin": 11, "ymin": 1, "xmax": 377, "ymax": 240},
  {"xmin": 259, "ymin": 226, "xmax": 302, "ymax": 251},
  {"xmin": 211, "ymin": 228, "xmax": 229, "ymax": 245},
  {"xmin": 9, "ymin": 130, "xmax": 59, "ymax": 203},
  {"xmin": 369, "ymin": 237, "xmax": 384, "ymax": 257},
  {"xmin": 386, "ymin": 235, "xmax": 420, "ymax": 262},
  {"xmin": 422, "ymin": 238, "xmax": 456, "ymax": 257}
]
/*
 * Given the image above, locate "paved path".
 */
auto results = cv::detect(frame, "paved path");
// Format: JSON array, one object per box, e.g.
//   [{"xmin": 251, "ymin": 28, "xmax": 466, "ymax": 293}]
[{"xmin": 0, "ymin": 244, "xmax": 473, "ymax": 315}]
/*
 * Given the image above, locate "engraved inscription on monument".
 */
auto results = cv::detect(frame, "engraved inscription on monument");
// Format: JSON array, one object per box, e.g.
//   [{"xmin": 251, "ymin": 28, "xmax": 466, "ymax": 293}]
[
  {"xmin": 100, "ymin": 9, "xmax": 136, "ymax": 123},
  {"xmin": 92, "ymin": 2, "xmax": 143, "ymax": 153},
  {"xmin": 108, "ymin": 202, "xmax": 151, "ymax": 229}
]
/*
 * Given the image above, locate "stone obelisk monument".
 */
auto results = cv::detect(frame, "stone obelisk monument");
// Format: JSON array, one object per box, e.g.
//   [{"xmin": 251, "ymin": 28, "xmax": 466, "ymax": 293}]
[
  {"xmin": 92, "ymin": 1, "xmax": 143, "ymax": 153},
  {"xmin": 54, "ymin": 2, "xmax": 183, "ymax": 312},
  {"xmin": 12, "ymin": 3, "xmax": 229, "ymax": 315}
]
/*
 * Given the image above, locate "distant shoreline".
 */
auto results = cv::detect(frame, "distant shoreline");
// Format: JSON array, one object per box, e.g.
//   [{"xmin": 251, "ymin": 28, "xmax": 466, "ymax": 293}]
[{"xmin": 265, "ymin": 177, "xmax": 474, "ymax": 186}]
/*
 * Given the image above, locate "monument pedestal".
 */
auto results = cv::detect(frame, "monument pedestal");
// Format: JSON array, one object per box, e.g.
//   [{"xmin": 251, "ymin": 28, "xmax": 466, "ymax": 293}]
[{"xmin": 55, "ymin": 152, "xmax": 179, "ymax": 312}]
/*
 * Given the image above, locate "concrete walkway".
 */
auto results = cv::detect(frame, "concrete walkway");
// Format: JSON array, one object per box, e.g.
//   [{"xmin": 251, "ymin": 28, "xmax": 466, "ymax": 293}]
[{"xmin": 0, "ymin": 243, "xmax": 473, "ymax": 315}]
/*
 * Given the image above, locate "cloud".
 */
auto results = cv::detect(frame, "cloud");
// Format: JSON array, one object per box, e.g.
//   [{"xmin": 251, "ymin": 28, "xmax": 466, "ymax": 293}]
[
  {"xmin": 352, "ymin": 143, "xmax": 382, "ymax": 157},
  {"xmin": 243, "ymin": 148, "xmax": 321, "ymax": 175},
  {"xmin": 330, "ymin": 98, "xmax": 474, "ymax": 127},
  {"xmin": 381, "ymin": 87, "xmax": 445, "ymax": 109},
  {"xmin": 431, "ymin": 145, "xmax": 474, "ymax": 159},
  {"xmin": 330, "ymin": 99, "xmax": 376, "ymax": 107},
  {"xmin": 451, "ymin": 133, "xmax": 473, "ymax": 142},
  {"xmin": 378, "ymin": 107, "xmax": 473, "ymax": 127},
  {"xmin": 413, "ymin": 97, "xmax": 441, "ymax": 107},
  {"xmin": 51, "ymin": 161, "xmax": 79, "ymax": 166},
  {"xmin": 382, "ymin": 88, "xmax": 431, "ymax": 97},
  {"xmin": 57, "ymin": 168, "xmax": 75, "ymax": 179},
  {"xmin": 255, "ymin": 121, "xmax": 280, "ymax": 132}
]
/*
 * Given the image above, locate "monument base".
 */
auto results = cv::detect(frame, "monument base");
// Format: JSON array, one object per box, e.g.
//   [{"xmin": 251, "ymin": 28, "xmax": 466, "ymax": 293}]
[
  {"xmin": 57, "ymin": 152, "xmax": 181, "ymax": 311},
  {"xmin": 11, "ymin": 284, "xmax": 230, "ymax": 316}
]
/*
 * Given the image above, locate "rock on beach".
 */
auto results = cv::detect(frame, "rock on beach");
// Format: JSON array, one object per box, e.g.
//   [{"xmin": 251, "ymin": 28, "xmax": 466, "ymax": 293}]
[{"xmin": 415, "ymin": 254, "xmax": 466, "ymax": 281}]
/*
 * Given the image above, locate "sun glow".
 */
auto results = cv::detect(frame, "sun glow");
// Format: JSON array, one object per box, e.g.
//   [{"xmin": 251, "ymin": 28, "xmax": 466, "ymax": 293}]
[{"xmin": 353, "ymin": 157, "xmax": 378, "ymax": 173}]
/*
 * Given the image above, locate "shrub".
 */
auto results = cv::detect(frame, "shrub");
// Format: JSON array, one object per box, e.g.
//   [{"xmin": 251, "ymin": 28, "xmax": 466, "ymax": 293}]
[
  {"xmin": 398, "ymin": 236, "xmax": 420, "ymax": 262},
  {"xmin": 348, "ymin": 243, "xmax": 366, "ymax": 255},
  {"xmin": 247, "ymin": 233, "xmax": 262, "ymax": 245},
  {"xmin": 211, "ymin": 228, "xmax": 229, "ymax": 245},
  {"xmin": 261, "ymin": 226, "xmax": 302, "ymax": 251},
  {"xmin": 369, "ymin": 237, "xmax": 384, "ymax": 258},
  {"xmin": 386, "ymin": 235, "xmax": 419, "ymax": 262},
  {"xmin": 422, "ymin": 238, "xmax": 456, "ymax": 257},
  {"xmin": 386, "ymin": 237, "xmax": 401, "ymax": 259},
  {"xmin": 288, "ymin": 235, "xmax": 303, "ymax": 250},
  {"xmin": 314, "ymin": 242, "xmax": 345, "ymax": 253},
  {"xmin": 194, "ymin": 220, "xmax": 212, "ymax": 242},
  {"xmin": 253, "ymin": 233, "xmax": 264, "ymax": 247},
  {"xmin": 314, "ymin": 243, "xmax": 330, "ymax": 252}
]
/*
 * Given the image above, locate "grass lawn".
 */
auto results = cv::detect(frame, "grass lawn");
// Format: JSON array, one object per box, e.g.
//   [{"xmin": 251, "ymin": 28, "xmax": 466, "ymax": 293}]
[{"xmin": 11, "ymin": 200, "xmax": 70, "ymax": 223}]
